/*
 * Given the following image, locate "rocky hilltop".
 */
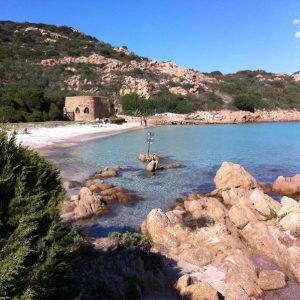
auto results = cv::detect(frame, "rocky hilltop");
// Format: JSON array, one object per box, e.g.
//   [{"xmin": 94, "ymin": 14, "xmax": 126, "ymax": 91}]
[
  {"xmin": 1, "ymin": 21, "xmax": 300, "ymax": 122},
  {"xmin": 142, "ymin": 162, "xmax": 300, "ymax": 299},
  {"xmin": 40, "ymin": 53, "xmax": 215, "ymax": 99}
]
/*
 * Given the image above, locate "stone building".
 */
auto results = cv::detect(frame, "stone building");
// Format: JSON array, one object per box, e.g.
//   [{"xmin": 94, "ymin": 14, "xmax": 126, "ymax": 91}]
[{"xmin": 63, "ymin": 96, "xmax": 112, "ymax": 121}]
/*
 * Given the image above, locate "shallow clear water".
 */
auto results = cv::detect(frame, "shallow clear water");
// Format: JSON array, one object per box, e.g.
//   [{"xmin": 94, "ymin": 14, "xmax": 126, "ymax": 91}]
[{"xmin": 46, "ymin": 122, "xmax": 300, "ymax": 236}]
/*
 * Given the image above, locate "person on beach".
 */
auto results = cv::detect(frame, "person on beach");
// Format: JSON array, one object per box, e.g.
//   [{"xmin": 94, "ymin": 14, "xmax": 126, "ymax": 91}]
[
  {"xmin": 140, "ymin": 116, "xmax": 144, "ymax": 127},
  {"xmin": 22, "ymin": 127, "xmax": 29, "ymax": 134},
  {"xmin": 144, "ymin": 117, "xmax": 147, "ymax": 127}
]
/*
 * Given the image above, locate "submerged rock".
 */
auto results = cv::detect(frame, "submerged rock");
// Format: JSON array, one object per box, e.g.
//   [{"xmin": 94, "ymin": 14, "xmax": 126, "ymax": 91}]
[
  {"xmin": 162, "ymin": 162, "xmax": 184, "ymax": 169},
  {"xmin": 62, "ymin": 180, "xmax": 81, "ymax": 190},
  {"xmin": 93, "ymin": 166, "xmax": 121, "ymax": 178}
]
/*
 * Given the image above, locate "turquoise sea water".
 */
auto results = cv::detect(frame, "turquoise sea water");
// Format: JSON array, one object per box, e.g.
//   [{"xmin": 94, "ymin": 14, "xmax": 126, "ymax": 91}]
[{"xmin": 46, "ymin": 122, "xmax": 300, "ymax": 236}]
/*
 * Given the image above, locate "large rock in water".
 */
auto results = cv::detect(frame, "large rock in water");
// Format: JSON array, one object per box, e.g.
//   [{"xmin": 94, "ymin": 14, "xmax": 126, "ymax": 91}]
[
  {"xmin": 214, "ymin": 162, "xmax": 258, "ymax": 190},
  {"xmin": 146, "ymin": 160, "xmax": 158, "ymax": 172},
  {"xmin": 94, "ymin": 166, "xmax": 121, "ymax": 178},
  {"xmin": 272, "ymin": 174, "xmax": 300, "ymax": 196}
]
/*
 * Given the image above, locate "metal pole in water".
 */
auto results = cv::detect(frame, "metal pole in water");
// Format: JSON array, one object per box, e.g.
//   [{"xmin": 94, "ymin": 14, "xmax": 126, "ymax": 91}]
[{"xmin": 146, "ymin": 132, "xmax": 154, "ymax": 156}]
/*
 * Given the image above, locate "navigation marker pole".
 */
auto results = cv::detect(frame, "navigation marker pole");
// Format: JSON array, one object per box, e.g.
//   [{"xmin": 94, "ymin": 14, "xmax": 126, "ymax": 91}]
[{"xmin": 146, "ymin": 132, "xmax": 155, "ymax": 156}]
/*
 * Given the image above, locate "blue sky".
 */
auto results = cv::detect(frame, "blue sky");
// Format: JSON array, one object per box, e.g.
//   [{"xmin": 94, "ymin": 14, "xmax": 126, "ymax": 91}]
[{"xmin": 1, "ymin": 0, "xmax": 300, "ymax": 74}]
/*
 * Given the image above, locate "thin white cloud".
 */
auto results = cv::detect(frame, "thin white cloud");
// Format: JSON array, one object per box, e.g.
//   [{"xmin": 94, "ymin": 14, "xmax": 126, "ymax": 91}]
[
  {"xmin": 295, "ymin": 31, "xmax": 300, "ymax": 38},
  {"xmin": 293, "ymin": 19, "xmax": 300, "ymax": 25}
]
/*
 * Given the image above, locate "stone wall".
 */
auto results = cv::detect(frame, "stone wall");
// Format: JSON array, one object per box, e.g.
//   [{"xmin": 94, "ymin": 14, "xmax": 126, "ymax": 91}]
[{"xmin": 64, "ymin": 96, "xmax": 111, "ymax": 121}]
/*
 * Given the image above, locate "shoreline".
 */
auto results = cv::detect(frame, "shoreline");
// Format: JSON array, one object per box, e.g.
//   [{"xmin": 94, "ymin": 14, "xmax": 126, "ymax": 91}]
[
  {"xmin": 143, "ymin": 109, "xmax": 300, "ymax": 125},
  {"xmin": 14, "ymin": 121, "xmax": 142, "ymax": 153},
  {"xmin": 11, "ymin": 109, "xmax": 300, "ymax": 152}
]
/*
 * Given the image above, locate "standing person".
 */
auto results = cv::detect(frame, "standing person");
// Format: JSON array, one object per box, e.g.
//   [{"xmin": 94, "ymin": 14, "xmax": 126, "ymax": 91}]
[
  {"xmin": 144, "ymin": 117, "xmax": 147, "ymax": 127},
  {"xmin": 140, "ymin": 116, "xmax": 143, "ymax": 127}
]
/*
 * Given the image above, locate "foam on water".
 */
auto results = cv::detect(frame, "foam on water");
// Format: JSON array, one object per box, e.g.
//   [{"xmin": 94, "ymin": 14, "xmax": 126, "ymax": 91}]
[{"xmin": 46, "ymin": 123, "xmax": 300, "ymax": 236}]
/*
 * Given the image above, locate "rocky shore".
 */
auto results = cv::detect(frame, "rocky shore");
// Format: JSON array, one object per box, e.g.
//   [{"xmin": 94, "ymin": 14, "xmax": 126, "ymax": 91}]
[
  {"xmin": 60, "ymin": 159, "xmax": 300, "ymax": 299},
  {"xmin": 61, "ymin": 167, "xmax": 134, "ymax": 221},
  {"xmin": 145, "ymin": 110, "xmax": 300, "ymax": 125},
  {"xmin": 142, "ymin": 162, "xmax": 300, "ymax": 299}
]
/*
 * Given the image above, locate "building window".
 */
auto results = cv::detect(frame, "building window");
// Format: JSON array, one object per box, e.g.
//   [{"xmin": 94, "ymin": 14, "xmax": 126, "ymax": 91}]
[
  {"xmin": 84, "ymin": 107, "xmax": 89, "ymax": 114},
  {"xmin": 75, "ymin": 107, "xmax": 80, "ymax": 113}
]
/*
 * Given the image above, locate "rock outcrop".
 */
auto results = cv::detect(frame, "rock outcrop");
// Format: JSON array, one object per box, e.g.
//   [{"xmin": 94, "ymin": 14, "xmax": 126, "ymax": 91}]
[
  {"xmin": 120, "ymin": 76, "xmax": 156, "ymax": 99},
  {"xmin": 138, "ymin": 153, "xmax": 161, "ymax": 162},
  {"xmin": 39, "ymin": 53, "xmax": 215, "ymax": 98},
  {"xmin": 175, "ymin": 275, "xmax": 220, "ymax": 299},
  {"xmin": 147, "ymin": 109, "xmax": 300, "ymax": 125},
  {"xmin": 142, "ymin": 162, "xmax": 300, "ymax": 299},
  {"xmin": 214, "ymin": 161, "xmax": 258, "ymax": 189},
  {"xmin": 272, "ymin": 174, "xmax": 300, "ymax": 196},
  {"xmin": 61, "ymin": 168, "xmax": 132, "ymax": 221},
  {"xmin": 146, "ymin": 160, "xmax": 158, "ymax": 172},
  {"xmin": 257, "ymin": 270, "xmax": 286, "ymax": 291}
]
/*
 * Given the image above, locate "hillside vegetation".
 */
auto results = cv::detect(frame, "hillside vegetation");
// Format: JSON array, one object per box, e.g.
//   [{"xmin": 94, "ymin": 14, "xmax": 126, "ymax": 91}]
[{"xmin": 1, "ymin": 21, "xmax": 300, "ymax": 122}]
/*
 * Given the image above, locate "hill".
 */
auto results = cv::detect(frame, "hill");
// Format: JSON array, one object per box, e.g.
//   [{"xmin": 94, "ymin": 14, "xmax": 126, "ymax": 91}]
[{"xmin": 1, "ymin": 20, "xmax": 300, "ymax": 122}]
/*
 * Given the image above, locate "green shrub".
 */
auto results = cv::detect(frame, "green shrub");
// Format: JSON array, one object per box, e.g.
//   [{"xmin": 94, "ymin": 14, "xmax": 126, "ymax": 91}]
[
  {"xmin": 0, "ymin": 131, "xmax": 79, "ymax": 299},
  {"xmin": 209, "ymin": 71, "xmax": 223, "ymax": 77},
  {"xmin": 120, "ymin": 93, "xmax": 148, "ymax": 115},
  {"xmin": 108, "ymin": 232, "xmax": 153, "ymax": 250},
  {"xmin": 120, "ymin": 91, "xmax": 193, "ymax": 115},
  {"xmin": 0, "ymin": 106, "xmax": 25, "ymax": 122},
  {"xmin": 48, "ymin": 102, "xmax": 61, "ymax": 120},
  {"xmin": 205, "ymin": 92, "xmax": 223, "ymax": 110},
  {"xmin": 234, "ymin": 92, "xmax": 262, "ymax": 112},
  {"xmin": 109, "ymin": 115, "xmax": 126, "ymax": 124}
]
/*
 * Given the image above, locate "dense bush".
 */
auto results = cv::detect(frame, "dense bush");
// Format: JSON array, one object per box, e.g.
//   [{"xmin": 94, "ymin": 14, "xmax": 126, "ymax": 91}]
[
  {"xmin": 120, "ymin": 91, "xmax": 193, "ymax": 115},
  {"xmin": 109, "ymin": 115, "xmax": 126, "ymax": 124},
  {"xmin": 234, "ymin": 92, "xmax": 262, "ymax": 112},
  {"xmin": 109, "ymin": 232, "xmax": 153, "ymax": 250},
  {"xmin": 0, "ymin": 88, "xmax": 78, "ymax": 122},
  {"xmin": 204, "ymin": 92, "xmax": 223, "ymax": 110},
  {"xmin": 211, "ymin": 70, "xmax": 300, "ymax": 110},
  {"xmin": 0, "ymin": 131, "xmax": 79, "ymax": 299}
]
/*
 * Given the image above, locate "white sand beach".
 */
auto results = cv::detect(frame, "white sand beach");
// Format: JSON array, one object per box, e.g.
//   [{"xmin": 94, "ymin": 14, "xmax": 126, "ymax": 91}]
[{"xmin": 14, "ymin": 122, "xmax": 141, "ymax": 149}]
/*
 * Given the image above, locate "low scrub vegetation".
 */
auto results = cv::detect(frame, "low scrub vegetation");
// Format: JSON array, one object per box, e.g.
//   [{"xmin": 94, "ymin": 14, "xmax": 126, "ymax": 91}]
[
  {"xmin": 109, "ymin": 115, "xmax": 126, "ymax": 124},
  {"xmin": 109, "ymin": 231, "xmax": 153, "ymax": 250},
  {"xmin": 0, "ymin": 131, "xmax": 80, "ymax": 299},
  {"xmin": 120, "ymin": 91, "xmax": 193, "ymax": 115},
  {"xmin": 233, "ymin": 92, "xmax": 262, "ymax": 112}
]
